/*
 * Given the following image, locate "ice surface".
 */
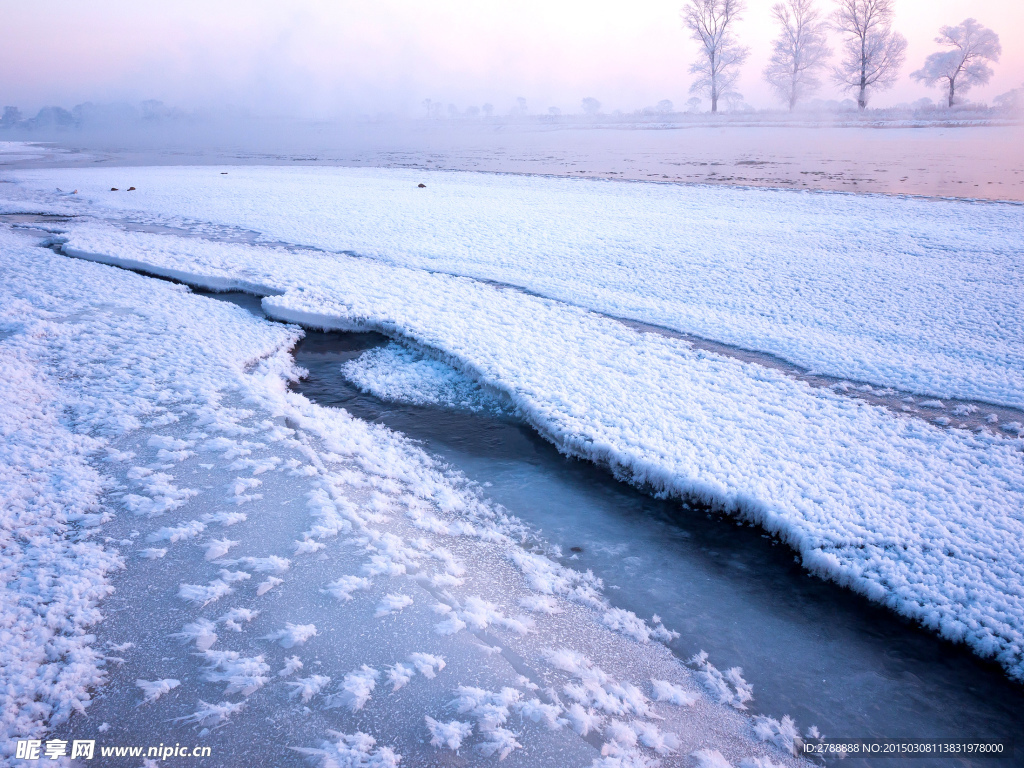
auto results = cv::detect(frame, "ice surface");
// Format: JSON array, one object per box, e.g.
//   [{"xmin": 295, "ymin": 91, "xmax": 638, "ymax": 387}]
[{"xmin": 0, "ymin": 233, "xmax": 796, "ymax": 765}]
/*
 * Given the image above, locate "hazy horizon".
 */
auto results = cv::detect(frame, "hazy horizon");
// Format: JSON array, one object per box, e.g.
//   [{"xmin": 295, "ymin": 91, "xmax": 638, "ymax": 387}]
[{"xmin": 1, "ymin": 0, "xmax": 1021, "ymax": 119}]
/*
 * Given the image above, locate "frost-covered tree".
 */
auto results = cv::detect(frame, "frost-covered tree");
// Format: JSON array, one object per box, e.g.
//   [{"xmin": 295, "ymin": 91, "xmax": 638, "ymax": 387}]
[
  {"xmin": 911, "ymin": 19, "xmax": 1001, "ymax": 108},
  {"xmin": 681, "ymin": 0, "xmax": 749, "ymax": 113},
  {"xmin": 1, "ymin": 106, "xmax": 22, "ymax": 129},
  {"xmin": 581, "ymin": 97, "xmax": 602, "ymax": 115},
  {"xmin": 993, "ymin": 84, "xmax": 1023, "ymax": 115},
  {"xmin": 831, "ymin": 0, "xmax": 907, "ymax": 109},
  {"xmin": 656, "ymin": 99, "xmax": 675, "ymax": 114},
  {"xmin": 764, "ymin": 0, "xmax": 832, "ymax": 110}
]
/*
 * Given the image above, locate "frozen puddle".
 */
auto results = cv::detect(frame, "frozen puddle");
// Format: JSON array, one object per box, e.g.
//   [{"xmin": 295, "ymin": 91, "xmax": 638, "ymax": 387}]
[{"xmin": 286, "ymin": 320, "xmax": 1024, "ymax": 766}]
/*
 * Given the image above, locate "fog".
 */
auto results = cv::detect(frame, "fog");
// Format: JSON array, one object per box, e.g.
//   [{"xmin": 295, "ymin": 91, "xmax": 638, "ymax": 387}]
[{"xmin": 1, "ymin": 0, "xmax": 1022, "ymax": 119}]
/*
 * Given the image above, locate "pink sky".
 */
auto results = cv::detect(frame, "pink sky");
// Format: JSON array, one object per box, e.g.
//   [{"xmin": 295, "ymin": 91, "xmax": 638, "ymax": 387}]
[{"xmin": 1, "ymin": 0, "xmax": 1021, "ymax": 115}]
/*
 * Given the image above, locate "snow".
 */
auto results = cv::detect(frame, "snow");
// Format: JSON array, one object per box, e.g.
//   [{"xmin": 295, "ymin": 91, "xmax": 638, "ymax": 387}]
[
  {"xmin": 342, "ymin": 342, "xmax": 512, "ymax": 415},
  {"xmin": 11, "ymin": 165, "xmax": 1024, "ymax": 407}
]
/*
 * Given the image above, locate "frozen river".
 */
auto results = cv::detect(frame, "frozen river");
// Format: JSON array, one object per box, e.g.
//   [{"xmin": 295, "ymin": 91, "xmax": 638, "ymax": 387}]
[{"xmin": 273, "ymin": 308, "xmax": 1023, "ymax": 768}]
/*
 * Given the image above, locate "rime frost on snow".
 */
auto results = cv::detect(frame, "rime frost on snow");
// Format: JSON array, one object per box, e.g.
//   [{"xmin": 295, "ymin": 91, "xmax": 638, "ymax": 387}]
[
  {"xmin": 147, "ymin": 520, "xmax": 206, "ymax": 544},
  {"xmin": 174, "ymin": 699, "xmax": 246, "ymax": 727},
  {"xmin": 650, "ymin": 679, "xmax": 699, "ymax": 707},
  {"xmin": 294, "ymin": 537, "xmax": 326, "ymax": 555},
  {"xmin": 177, "ymin": 580, "xmax": 234, "ymax": 607},
  {"xmin": 689, "ymin": 652, "xmax": 754, "ymax": 710},
  {"xmin": 295, "ymin": 731, "xmax": 401, "ymax": 768},
  {"xmin": 262, "ymin": 623, "xmax": 318, "ymax": 648},
  {"xmin": 170, "ymin": 619, "xmax": 218, "ymax": 651},
  {"xmin": 602, "ymin": 608, "xmax": 679, "ymax": 644},
  {"xmin": 407, "ymin": 652, "xmax": 446, "ymax": 679},
  {"xmin": 256, "ymin": 576, "xmax": 284, "ymax": 595},
  {"xmin": 217, "ymin": 568, "xmax": 252, "ymax": 584},
  {"xmin": 201, "ymin": 649, "xmax": 271, "ymax": 696},
  {"xmin": 201, "ymin": 537, "xmax": 239, "ymax": 560},
  {"xmin": 425, "ymin": 716, "xmax": 473, "ymax": 750},
  {"xmin": 323, "ymin": 574, "xmax": 373, "ymax": 601},
  {"xmin": 693, "ymin": 748, "xmax": 735, "ymax": 768},
  {"xmin": 287, "ymin": 675, "xmax": 332, "ymax": 703},
  {"xmin": 201, "ymin": 510, "xmax": 248, "ymax": 526},
  {"xmin": 135, "ymin": 678, "xmax": 180, "ymax": 705},
  {"xmin": 327, "ymin": 665, "xmax": 380, "ymax": 711},
  {"xmin": 278, "ymin": 656, "xmax": 304, "ymax": 677},
  {"xmin": 374, "ymin": 593, "xmax": 414, "ymax": 617},
  {"xmin": 218, "ymin": 607, "xmax": 259, "ymax": 631},
  {"xmin": 520, "ymin": 594, "xmax": 562, "ymax": 614},
  {"xmin": 753, "ymin": 715, "xmax": 802, "ymax": 755},
  {"xmin": 237, "ymin": 555, "xmax": 291, "ymax": 573}
]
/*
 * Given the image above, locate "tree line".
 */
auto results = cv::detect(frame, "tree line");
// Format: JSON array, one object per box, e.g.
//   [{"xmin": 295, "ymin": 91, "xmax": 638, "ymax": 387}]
[{"xmin": 683, "ymin": 0, "xmax": 1002, "ymax": 112}]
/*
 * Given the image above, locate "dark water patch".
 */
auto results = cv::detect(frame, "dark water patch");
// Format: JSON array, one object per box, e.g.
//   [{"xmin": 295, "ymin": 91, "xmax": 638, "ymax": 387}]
[{"xmin": 283, "ymin": 324, "xmax": 1024, "ymax": 768}]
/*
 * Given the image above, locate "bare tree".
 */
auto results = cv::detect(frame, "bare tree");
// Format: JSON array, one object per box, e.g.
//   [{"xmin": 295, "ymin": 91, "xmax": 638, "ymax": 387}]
[
  {"xmin": 681, "ymin": 0, "xmax": 749, "ymax": 113},
  {"xmin": 831, "ymin": 0, "xmax": 907, "ymax": 109},
  {"xmin": 911, "ymin": 19, "xmax": 1001, "ymax": 108},
  {"xmin": 764, "ymin": 0, "xmax": 832, "ymax": 110}
]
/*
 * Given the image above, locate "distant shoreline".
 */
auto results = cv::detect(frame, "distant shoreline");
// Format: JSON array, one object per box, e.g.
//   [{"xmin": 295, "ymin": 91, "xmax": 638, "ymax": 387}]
[{"xmin": 3, "ymin": 120, "xmax": 1024, "ymax": 201}]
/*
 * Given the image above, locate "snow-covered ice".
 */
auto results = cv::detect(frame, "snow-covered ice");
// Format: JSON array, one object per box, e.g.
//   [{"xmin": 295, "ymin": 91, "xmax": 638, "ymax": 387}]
[
  {"xmin": 15, "ymin": 175, "xmax": 1018, "ymax": 678},
  {"xmin": 0, "ymin": 229, "xmax": 797, "ymax": 765},
  {"xmin": 10, "ymin": 165, "xmax": 1024, "ymax": 406}
]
